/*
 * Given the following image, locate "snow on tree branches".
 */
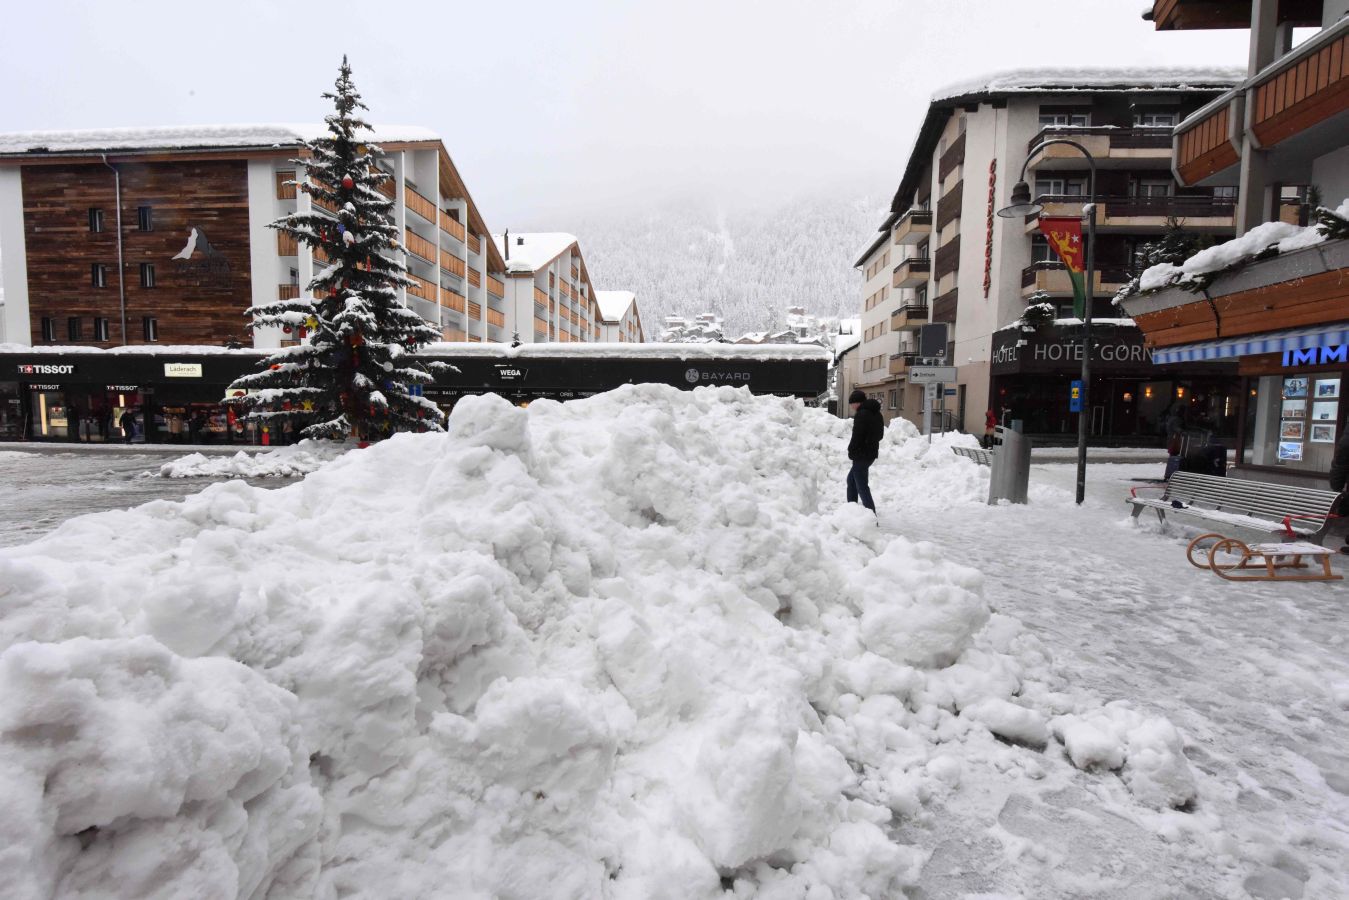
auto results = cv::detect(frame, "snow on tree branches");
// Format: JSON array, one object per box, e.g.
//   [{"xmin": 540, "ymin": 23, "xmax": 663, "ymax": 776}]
[{"xmin": 227, "ymin": 57, "xmax": 446, "ymax": 442}]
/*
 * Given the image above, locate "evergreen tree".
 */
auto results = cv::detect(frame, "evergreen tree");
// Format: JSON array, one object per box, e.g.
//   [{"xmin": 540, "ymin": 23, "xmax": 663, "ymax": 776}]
[{"xmin": 228, "ymin": 57, "xmax": 445, "ymax": 442}]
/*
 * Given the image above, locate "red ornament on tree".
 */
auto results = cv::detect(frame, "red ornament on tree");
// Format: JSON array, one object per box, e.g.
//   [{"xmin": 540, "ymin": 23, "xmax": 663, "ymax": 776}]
[{"xmin": 342, "ymin": 175, "xmax": 354, "ymax": 190}]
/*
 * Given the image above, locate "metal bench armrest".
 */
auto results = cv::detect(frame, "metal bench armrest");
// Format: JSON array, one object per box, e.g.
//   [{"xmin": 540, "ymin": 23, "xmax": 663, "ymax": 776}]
[
  {"xmin": 1129, "ymin": 485, "xmax": 1168, "ymax": 499},
  {"xmin": 1280, "ymin": 511, "xmax": 1341, "ymax": 538}
]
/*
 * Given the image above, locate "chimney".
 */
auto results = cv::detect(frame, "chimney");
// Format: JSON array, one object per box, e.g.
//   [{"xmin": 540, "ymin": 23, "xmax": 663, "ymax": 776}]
[{"xmin": 504, "ymin": 229, "xmax": 510, "ymax": 261}]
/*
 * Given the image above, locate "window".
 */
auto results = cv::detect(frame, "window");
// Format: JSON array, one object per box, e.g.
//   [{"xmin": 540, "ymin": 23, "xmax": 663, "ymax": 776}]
[
  {"xmin": 1134, "ymin": 111, "xmax": 1177, "ymax": 128},
  {"xmin": 93, "ymin": 317, "xmax": 110, "ymax": 341},
  {"xmin": 140, "ymin": 263, "xmax": 156, "ymax": 288},
  {"xmin": 1130, "ymin": 180, "xmax": 1173, "ymax": 199},
  {"xmin": 88, "ymin": 208, "xmax": 104, "ymax": 232},
  {"xmin": 888, "ymin": 390, "xmax": 898, "ymax": 410},
  {"xmin": 91, "ymin": 263, "xmax": 108, "ymax": 288},
  {"xmin": 40, "ymin": 317, "xmax": 56, "ymax": 342},
  {"xmin": 1039, "ymin": 109, "xmax": 1089, "ymax": 127},
  {"xmin": 137, "ymin": 206, "xmax": 153, "ymax": 231},
  {"xmin": 1213, "ymin": 186, "xmax": 1238, "ymax": 200},
  {"xmin": 1034, "ymin": 177, "xmax": 1085, "ymax": 198},
  {"xmin": 142, "ymin": 316, "xmax": 159, "ymax": 341},
  {"xmin": 915, "ymin": 285, "xmax": 928, "ymax": 306},
  {"xmin": 67, "ymin": 317, "xmax": 82, "ymax": 341},
  {"xmin": 1031, "ymin": 234, "xmax": 1056, "ymax": 263}
]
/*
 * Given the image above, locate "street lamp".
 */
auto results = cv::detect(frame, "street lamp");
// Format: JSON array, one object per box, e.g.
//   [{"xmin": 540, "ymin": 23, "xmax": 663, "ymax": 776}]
[{"xmin": 998, "ymin": 139, "xmax": 1097, "ymax": 505}]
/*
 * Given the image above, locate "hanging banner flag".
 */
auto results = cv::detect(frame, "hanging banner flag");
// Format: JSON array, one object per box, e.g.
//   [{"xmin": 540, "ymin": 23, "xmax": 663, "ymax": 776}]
[{"xmin": 1039, "ymin": 216, "xmax": 1087, "ymax": 319}]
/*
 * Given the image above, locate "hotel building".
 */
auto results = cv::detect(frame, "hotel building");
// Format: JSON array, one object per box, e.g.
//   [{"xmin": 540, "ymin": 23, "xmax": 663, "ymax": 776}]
[{"xmin": 856, "ymin": 68, "xmax": 1250, "ymax": 441}]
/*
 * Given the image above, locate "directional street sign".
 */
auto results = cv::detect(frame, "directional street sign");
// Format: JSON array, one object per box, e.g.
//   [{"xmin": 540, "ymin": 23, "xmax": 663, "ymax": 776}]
[{"xmin": 908, "ymin": 366, "xmax": 958, "ymax": 384}]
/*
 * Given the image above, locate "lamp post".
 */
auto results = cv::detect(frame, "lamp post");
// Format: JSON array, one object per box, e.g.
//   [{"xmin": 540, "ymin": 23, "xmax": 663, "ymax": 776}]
[{"xmin": 997, "ymin": 139, "xmax": 1097, "ymax": 505}]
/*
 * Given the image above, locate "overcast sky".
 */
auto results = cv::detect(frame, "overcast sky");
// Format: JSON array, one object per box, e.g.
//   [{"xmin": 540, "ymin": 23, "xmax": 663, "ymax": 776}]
[{"xmin": 0, "ymin": 1, "xmax": 1249, "ymax": 226}]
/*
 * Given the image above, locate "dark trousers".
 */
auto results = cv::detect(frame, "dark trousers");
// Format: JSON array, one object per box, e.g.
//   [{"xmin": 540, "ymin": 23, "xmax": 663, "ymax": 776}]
[{"xmin": 847, "ymin": 459, "xmax": 876, "ymax": 512}]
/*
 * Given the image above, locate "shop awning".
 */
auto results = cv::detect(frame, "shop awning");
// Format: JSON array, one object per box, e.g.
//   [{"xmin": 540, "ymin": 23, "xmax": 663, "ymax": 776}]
[{"xmin": 1152, "ymin": 322, "xmax": 1349, "ymax": 365}]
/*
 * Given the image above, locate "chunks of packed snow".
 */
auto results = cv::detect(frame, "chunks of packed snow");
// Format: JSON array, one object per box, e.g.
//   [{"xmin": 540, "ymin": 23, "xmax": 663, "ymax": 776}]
[
  {"xmin": 158, "ymin": 440, "xmax": 347, "ymax": 478},
  {"xmin": 1051, "ymin": 703, "xmax": 1198, "ymax": 810},
  {"xmin": 0, "ymin": 385, "xmax": 1197, "ymax": 897}
]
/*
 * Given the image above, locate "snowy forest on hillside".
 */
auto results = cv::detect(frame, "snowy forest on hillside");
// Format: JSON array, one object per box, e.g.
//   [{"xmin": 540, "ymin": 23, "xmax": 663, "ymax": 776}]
[{"xmin": 542, "ymin": 194, "xmax": 886, "ymax": 338}]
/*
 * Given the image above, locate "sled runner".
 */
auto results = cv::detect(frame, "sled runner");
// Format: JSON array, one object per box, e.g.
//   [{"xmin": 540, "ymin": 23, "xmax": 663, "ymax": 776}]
[{"xmin": 1185, "ymin": 533, "xmax": 1342, "ymax": 582}]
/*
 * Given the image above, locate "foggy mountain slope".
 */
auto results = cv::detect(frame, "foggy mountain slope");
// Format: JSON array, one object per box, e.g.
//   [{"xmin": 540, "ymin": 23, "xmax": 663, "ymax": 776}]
[{"xmin": 549, "ymin": 195, "xmax": 886, "ymax": 337}]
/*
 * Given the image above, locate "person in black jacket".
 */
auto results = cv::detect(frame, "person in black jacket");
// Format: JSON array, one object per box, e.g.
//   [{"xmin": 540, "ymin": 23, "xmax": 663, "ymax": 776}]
[
  {"xmin": 846, "ymin": 389, "xmax": 884, "ymax": 512},
  {"xmin": 1330, "ymin": 425, "xmax": 1349, "ymax": 554}
]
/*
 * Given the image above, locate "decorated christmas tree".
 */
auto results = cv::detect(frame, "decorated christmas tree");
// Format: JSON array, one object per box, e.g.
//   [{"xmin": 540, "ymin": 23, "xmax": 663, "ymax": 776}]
[{"xmin": 228, "ymin": 57, "xmax": 446, "ymax": 442}]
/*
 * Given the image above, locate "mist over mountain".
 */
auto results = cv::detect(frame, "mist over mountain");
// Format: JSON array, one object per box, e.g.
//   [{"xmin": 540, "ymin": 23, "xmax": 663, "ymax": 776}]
[{"xmin": 533, "ymin": 194, "xmax": 886, "ymax": 338}]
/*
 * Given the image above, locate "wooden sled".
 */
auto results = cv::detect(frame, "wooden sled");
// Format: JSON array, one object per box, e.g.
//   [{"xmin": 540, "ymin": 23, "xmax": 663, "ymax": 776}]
[{"xmin": 1185, "ymin": 533, "xmax": 1343, "ymax": 582}]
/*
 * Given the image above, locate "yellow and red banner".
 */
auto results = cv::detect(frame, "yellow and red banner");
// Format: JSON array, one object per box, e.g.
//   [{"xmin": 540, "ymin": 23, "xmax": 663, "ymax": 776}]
[{"xmin": 1040, "ymin": 216, "xmax": 1087, "ymax": 318}]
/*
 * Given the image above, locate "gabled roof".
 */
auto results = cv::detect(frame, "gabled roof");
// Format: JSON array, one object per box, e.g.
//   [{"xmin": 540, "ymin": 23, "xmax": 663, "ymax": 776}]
[
  {"xmin": 493, "ymin": 233, "xmax": 578, "ymax": 275},
  {"xmin": 595, "ymin": 290, "xmax": 636, "ymax": 323}
]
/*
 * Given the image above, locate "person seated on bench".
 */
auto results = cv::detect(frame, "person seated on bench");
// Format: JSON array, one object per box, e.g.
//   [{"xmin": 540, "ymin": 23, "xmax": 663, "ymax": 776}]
[{"xmin": 1330, "ymin": 421, "xmax": 1349, "ymax": 556}]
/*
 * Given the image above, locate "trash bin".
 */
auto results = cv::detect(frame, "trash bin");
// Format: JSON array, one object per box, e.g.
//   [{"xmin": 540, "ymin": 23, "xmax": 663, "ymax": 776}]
[{"xmin": 988, "ymin": 425, "xmax": 1032, "ymax": 505}]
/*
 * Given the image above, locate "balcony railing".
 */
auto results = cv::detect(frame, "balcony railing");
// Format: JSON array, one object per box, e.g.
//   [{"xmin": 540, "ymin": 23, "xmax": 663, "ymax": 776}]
[
  {"xmin": 468, "ymin": 233, "xmax": 482, "ymax": 255},
  {"xmin": 890, "ymin": 304, "xmax": 929, "ymax": 331},
  {"xmin": 441, "ymin": 254, "xmax": 466, "ymax": 278},
  {"xmin": 1028, "ymin": 193, "xmax": 1237, "ymax": 222},
  {"xmin": 467, "ymin": 267, "xmax": 482, "ymax": 289},
  {"xmin": 404, "ymin": 229, "xmax": 437, "ymax": 263},
  {"xmin": 440, "ymin": 288, "xmax": 466, "ymax": 313},
  {"xmin": 467, "ymin": 301, "xmax": 482, "ymax": 320},
  {"xmin": 1250, "ymin": 16, "xmax": 1349, "ymax": 148},
  {"xmin": 1020, "ymin": 260, "xmax": 1131, "ymax": 293},
  {"xmin": 889, "ymin": 352, "xmax": 918, "ymax": 375},
  {"xmin": 487, "ymin": 274, "xmax": 505, "ymax": 297},
  {"xmin": 278, "ymin": 283, "xmax": 299, "ymax": 300},
  {"xmin": 892, "ymin": 256, "xmax": 931, "ymax": 288},
  {"xmin": 892, "ymin": 208, "xmax": 933, "ymax": 246},
  {"xmin": 439, "ymin": 209, "xmax": 466, "ymax": 242},
  {"xmin": 1027, "ymin": 125, "xmax": 1173, "ymax": 154},
  {"xmin": 405, "ymin": 185, "xmax": 437, "ymax": 223},
  {"xmin": 406, "ymin": 273, "xmax": 437, "ymax": 302},
  {"xmin": 277, "ymin": 232, "xmax": 298, "ymax": 256},
  {"xmin": 373, "ymin": 169, "xmax": 395, "ymax": 199},
  {"xmin": 487, "ymin": 308, "xmax": 506, "ymax": 328}
]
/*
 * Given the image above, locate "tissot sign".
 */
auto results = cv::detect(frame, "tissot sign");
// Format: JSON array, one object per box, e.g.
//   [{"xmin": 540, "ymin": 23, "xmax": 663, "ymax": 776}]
[
  {"xmin": 991, "ymin": 327, "xmax": 1153, "ymax": 375},
  {"xmin": 17, "ymin": 364, "xmax": 75, "ymax": 376}
]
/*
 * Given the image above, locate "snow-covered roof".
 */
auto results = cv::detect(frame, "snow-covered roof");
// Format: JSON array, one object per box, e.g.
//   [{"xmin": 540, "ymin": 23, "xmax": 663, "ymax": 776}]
[
  {"xmin": 934, "ymin": 66, "xmax": 1245, "ymax": 102},
  {"xmin": 0, "ymin": 124, "xmax": 441, "ymax": 156},
  {"xmin": 595, "ymin": 290, "xmax": 636, "ymax": 323},
  {"xmin": 493, "ymin": 233, "xmax": 578, "ymax": 274},
  {"xmin": 0, "ymin": 343, "xmax": 267, "ymax": 356}
]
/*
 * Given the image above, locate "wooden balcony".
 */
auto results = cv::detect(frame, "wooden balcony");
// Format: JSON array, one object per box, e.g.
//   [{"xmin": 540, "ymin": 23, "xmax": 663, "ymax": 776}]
[
  {"xmin": 1027, "ymin": 194, "xmax": 1236, "ymax": 231},
  {"xmin": 1175, "ymin": 96, "xmax": 1239, "ymax": 186},
  {"xmin": 892, "ymin": 256, "xmax": 931, "ymax": 289},
  {"xmin": 406, "ymin": 273, "xmax": 437, "ymax": 302},
  {"xmin": 487, "ymin": 308, "xmax": 506, "ymax": 328},
  {"xmin": 468, "ymin": 233, "xmax": 481, "ymax": 255},
  {"xmin": 892, "ymin": 208, "xmax": 933, "ymax": 245},
  {"xmin": 467, "ymin": 301, "xmax": 482, "ymax": 321},
  {"xmin": 276, "ymin": 171, "xmax": 297, "ymax": 200},
  {"xmin": 278, "ymin": 283, "xmax": 299, "ymax": 300},
  {"xmin": 277, "ymin": 232, "xmax": 299, "ymax": 256},
  {"xmin": 443, "ymin": 328, "xmax": 467, "ymax": 342},
  {"xmin": 441, "ymin": 253, "xmax": 466, "ymax": 278},
  {"xmin": 439, "ymin": 209, "xmax": 466, "ymax": 242},
  {"xmin": 1250, "ymin": 18, "xmax": 1349, "ymax": 149},
  {"xmin": 373, "ymin": 169, "xmax": 395, "ymax": 199},
  {"xmin": 405, "ymin": 185, "xmax": 437, "ymax": 223},
  {"xmin": 890, "ymin": 304, "xmax": 929, "ymax": 332},
  {"xmin": 571, "ymin": 265, "xmax": 579, "ymax": 280},
  {"xmin": 487, "ymin": 274, "xmax": 505, "ymax": 297},
  {"xmin": 440, "ymin": 288, "xmax": 466, "ymax": 313},
  {"xmin": 1150, "ymin": 0, "xmax": 1321, "ymax": 31},
  {"xmin": 1026, "ymin": 127, "xmax": 1173, "ymax": 171},
  {"xmin": 534, "ymin": 315, "xmax": 550, "ymax": 334},
  {"xmin": 535, "ymin": 287, "xmax": 549, "ymax": 305},
  {"xmin": 1019, "ymin": 261, "xmax": 1130, "ymax": 298},
  {"xmin": 468, "ymin": 267, "xmax": 482, "ymax": 289},
  {"xmin": 888, "ymin": 352, "xmax": 918, "ymax": 376},
  {"xmin": 404, "ymin": 229, "xmax": 437, "ymax": 263}
]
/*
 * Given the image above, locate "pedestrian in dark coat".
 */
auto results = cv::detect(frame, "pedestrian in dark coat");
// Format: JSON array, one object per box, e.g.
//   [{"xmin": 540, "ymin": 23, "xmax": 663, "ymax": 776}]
[
  {"xmin": 1330, "ymin": 427, "xmax": 1349, "ymax": 554},
  {"xmin": 846, "ymin": 389, "xmax": 884, "ymax": 512}
]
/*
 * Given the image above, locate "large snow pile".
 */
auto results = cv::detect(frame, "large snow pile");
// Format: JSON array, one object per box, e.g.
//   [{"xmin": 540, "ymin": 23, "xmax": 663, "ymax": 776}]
[
  {"xmin": 0, "ymin": 385, "xmax": 1195, "ymax": 898},
  {"xmin": 159, "ymin": 440, "xmax": 349, "ymax": 479}
]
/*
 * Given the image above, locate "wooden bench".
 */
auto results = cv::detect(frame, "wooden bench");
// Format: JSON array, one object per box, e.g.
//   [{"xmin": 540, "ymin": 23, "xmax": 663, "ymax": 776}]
[
  {"xmin": 1128, "ymin": 471, "xmax": 1342, "ymax": 544},
  {"xmin": 952, "ymin": 446, "xmax": 993, "ymax": 467}
]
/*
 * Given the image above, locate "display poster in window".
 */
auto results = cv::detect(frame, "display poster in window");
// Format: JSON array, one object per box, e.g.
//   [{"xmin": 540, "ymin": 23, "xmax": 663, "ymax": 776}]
[
  {"xmin": 1277, "ymin": 441, "xmax": 1304, "ymax": 461},
  {"xmin": 1315, "ymin": 377, "xmax": 1340, "ymax": 399},
  {"xmin": 1279, "ymin": 419, "xmax": 1305, "ymax": 440},
  {"xmin": 1310, "ymin": 424, "xmax": 1337, "ymax": 444},
  {"xmin": 1311, "ymin": 401, "xmax": 1339, "ymax": 422},
  {"xmin": 1281, "ymin": 399, "xmax": 1306, "ymax": 418},
  {"xmin": 48, "ymin": 405, "xmax": 68, "ymax": 428},
  {"xmin": 1282, "ymin": 376, "xmax": 1309, "ymax": 399}
]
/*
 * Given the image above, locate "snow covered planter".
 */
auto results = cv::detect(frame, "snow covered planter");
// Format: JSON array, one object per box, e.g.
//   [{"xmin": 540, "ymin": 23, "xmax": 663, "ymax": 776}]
[{"xmin": 0, "ymin": 385, "xmax": 1197, "ymax": 898}]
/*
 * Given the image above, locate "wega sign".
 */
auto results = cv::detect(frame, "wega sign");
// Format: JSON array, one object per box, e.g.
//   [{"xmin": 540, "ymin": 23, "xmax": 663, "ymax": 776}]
[{"xmin": 17, "ymin": 363, "xmax": 75, "ymax": 375}]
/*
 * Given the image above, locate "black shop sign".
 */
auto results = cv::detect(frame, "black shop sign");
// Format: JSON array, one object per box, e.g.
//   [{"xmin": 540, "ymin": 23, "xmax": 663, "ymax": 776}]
[{"xmin": 991, "ymin": 327, "xmax": 1153, "ymax": 376}]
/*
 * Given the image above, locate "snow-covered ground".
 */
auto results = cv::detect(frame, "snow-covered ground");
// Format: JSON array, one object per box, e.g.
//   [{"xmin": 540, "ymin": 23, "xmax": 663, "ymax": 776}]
[{"xmin": 0, "ymin": 388, "xmax": 1345, "ymax": 899}]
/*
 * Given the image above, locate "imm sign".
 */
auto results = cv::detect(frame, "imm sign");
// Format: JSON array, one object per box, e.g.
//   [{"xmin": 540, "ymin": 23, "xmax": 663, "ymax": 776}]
[{"xmin": 1282, "ymin": 345, "xmax": 1348, "ymax": 367}]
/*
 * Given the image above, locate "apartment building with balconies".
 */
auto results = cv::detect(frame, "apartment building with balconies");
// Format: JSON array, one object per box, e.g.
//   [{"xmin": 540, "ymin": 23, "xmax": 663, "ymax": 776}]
[
  {"xmin": 0, "ymin": 125, "xmax": 508, "ymax": 349},
  {"xmin": 1115, "ymin": 0, "xmax": 1349, "ymax": 481},
  {"xmin": 596, "ymin": 291, "xmax": 645, "ymax": 343},
  {"xmin": 863, "ymin": 68, "xmax": 1250, "ymax": 442},
  {"xmin": 493, "ymin": 233, "xmax": 616, "ymax": 344}
]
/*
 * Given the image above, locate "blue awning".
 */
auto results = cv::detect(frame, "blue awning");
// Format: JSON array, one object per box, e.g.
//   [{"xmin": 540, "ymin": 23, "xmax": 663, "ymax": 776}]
[{"xmin": 1152, "ymin": 322, "xmax": 1349, "ymax": 365}]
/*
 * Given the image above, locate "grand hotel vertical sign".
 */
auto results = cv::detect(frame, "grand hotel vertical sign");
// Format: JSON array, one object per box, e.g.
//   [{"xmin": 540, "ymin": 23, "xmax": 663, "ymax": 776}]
[{"xmin": 984, "ymin": 159, "xmax": 996, "ymax": 298}]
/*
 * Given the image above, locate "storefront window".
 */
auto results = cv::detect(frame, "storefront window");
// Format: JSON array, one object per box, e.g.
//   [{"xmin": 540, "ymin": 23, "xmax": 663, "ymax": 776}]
[
  {"xmin": 0, "ymin": 382, "xmax": 23, "ymax": 440},
  {"xmin": 1249, "ymin": 373, "xmax": 1343, "ymax": 472}
]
